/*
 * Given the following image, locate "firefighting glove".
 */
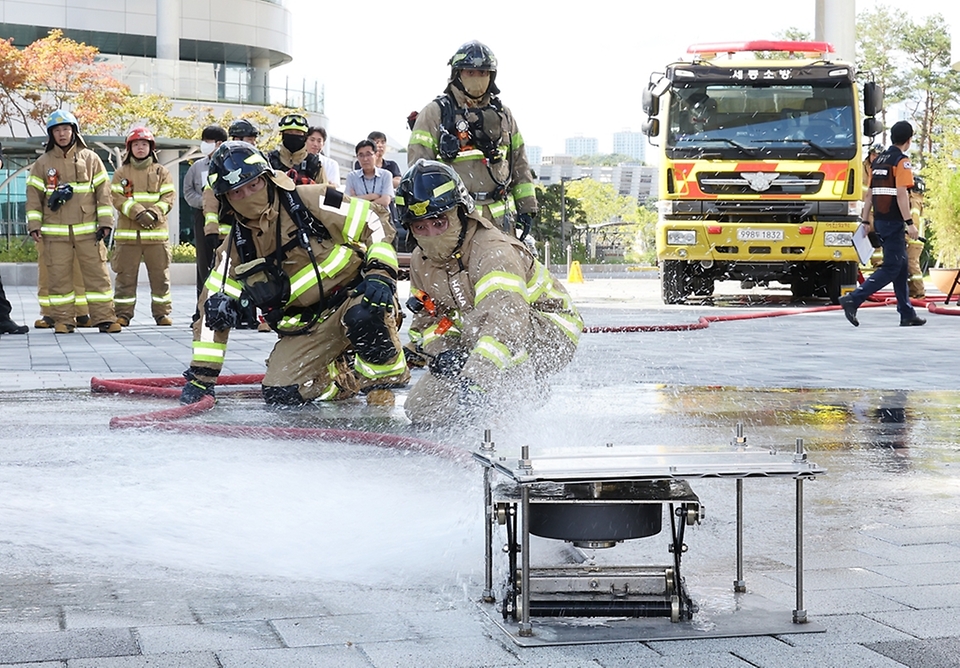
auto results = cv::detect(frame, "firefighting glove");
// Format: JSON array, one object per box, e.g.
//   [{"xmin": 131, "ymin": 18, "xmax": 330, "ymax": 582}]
[
  {"xmin": 204, "ymin": 291, "xmax": 242, "ymax": 331},
  {"xmin": 47, "ymin": 183, "xmax": 74, "ymax": 211},
  {"xmin": 354, "ymin": 275, "xmax": 395, "ymax": 313},
  {"xmin": 96, "ymin": 227, "xmax": 111, "ymax": 244},
  {"xmin": 180, "ymin": 370, "xmax": 216, "ymax": 405},
  {"xmin": 516, "ymin": 212, "xmax": 536, "ymax": 241},
  {"xmin": 204, "ymin": 233, "xmax": 222, "ymax": 259},
  {"xmin": 428, "ymin": 348, "xmax": 469, "ymax": 379},
  {"xmin": 136, "ymin": 210, "xmax": 157, "ymax": 229},
  {"xmin": 403, "ymin": 345, "xmax": 428, "ymax": 368}
]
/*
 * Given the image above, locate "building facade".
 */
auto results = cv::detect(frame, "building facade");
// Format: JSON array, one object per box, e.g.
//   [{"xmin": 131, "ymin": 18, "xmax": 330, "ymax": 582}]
[
  {"xmin": 564, "ymin": 136, "xmax": 599, "ymax": 158},
  {"xmin": 612, "ymin": 131, "xmax": 646, "ymax": 163}
]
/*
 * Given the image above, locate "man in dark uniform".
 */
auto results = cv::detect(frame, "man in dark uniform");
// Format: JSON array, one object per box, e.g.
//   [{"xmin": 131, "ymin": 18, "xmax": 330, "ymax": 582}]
[{"xmin": 840, "ymin": 121, "xmax": 925, "ymax": 327}]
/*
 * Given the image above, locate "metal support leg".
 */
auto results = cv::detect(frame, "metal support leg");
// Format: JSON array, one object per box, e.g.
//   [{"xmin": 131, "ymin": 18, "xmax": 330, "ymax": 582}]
[
  {"xmin": 482, "ymin": 467, "xmax": 495, "ymax": 603},
  {"xmin": 519, "ymin": 485, "xmax": 532, "ymax": 636},
  {"xmin": 734, "ymin": 479, "xmax": 746, "ymax": 592},
  {"xmin": 793, "ymin": 476, "xmax": 807, "ymax": 623}
]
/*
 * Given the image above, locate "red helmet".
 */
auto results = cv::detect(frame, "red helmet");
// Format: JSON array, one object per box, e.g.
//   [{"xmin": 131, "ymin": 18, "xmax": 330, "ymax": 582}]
[{"xmin": 126, "ymin": 126, "xmax": 156, "ymax": 152}]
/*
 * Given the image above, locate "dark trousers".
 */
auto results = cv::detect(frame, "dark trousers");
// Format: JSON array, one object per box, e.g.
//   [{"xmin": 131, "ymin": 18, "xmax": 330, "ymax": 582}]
[
  {"xmin": 848, "ymin": 218, "xmax": 917, "ymax": 320},
  {"xmin": 193, "ymin": 209, "xmax": 215, "ymax": 297},
  {"xmin": 0, "ymin": 275, "xmax": 12, "ymax": 322}
]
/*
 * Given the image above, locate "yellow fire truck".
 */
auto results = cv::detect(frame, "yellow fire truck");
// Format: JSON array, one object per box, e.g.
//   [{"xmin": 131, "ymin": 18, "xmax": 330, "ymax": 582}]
[{"xmin": 641, "ymin": 40, "xmax": 883, "ymax": 304}]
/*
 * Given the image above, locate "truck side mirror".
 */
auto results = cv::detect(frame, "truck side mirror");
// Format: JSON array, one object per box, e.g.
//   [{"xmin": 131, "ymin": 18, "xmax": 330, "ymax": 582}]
[
  {"xmin": 642, "ymin": 86, "xmax": 659, "ymax": 116},
  {"xmin": 642, "ymin": 118, "xmax": 660, "ymax": 137},
  {"xmin": 863, "ymin": 117, "xmax": 883, "ymax": 137},
  {"xmin": 863, "ymin": 82, "xmax": 883, "ymax": 117}
]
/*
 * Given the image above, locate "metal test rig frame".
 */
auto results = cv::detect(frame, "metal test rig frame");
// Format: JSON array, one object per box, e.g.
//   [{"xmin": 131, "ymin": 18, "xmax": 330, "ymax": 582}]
[{"xmin": 472, "ymin": 427, "xmax": 827, "ymax": 645}]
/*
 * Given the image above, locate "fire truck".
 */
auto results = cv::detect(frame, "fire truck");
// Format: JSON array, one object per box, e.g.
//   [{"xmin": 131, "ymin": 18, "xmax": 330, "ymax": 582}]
[{"xmin": 641, "ymin": 41, "xmax": 883, "ymax": 304}]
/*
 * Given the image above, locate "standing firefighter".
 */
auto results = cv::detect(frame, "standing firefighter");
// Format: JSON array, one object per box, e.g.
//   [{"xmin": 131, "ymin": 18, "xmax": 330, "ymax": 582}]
[
  {"xmin": 267, "ymin": 113, "xmax": 324, "ymax": 185},
  {"xmin": 397, "ymin": 160, "xmax": 582, "ymax": 426},
  {"xmin": 907, "ymin": 176, "xmax": 926, "ymax": 299},
  {"xmin": 408, "ymin": 41, "xmax": 537, "ymax": 240},
  {"xmin": 110, "ymin": 127, "xmax": 176, "ymax": 326},
  {"xmin": 26, "ymin": 110, "xmax": 121, "ymax": 334},
  {"xmin": 180, "ymin": 142, "xmax": 408, "ymax": 406}
]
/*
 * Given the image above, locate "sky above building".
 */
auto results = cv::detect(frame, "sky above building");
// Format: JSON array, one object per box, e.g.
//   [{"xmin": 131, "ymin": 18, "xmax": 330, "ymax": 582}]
[{"xmin": 273, "ymin": 0, "xmax": 954, "ymax": 156}]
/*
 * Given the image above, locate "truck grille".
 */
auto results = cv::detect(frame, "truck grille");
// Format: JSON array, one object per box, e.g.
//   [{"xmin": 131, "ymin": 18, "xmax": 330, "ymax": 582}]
[{"xmin": 698, "ymin": 172, "xmax": 823, "ymax": 195}]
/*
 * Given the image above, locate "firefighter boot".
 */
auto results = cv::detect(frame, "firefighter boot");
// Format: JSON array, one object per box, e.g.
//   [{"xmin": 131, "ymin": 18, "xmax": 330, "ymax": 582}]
[
  {"xmin": 34, "ymin": 316, "xmax": 54, "ymax": 329},
  {"xmin": 98, "ymin": 321, "xmax": 123, "ymax": 333},
  {"xmin": 54, "ymin": 323, "xmax": 76, "ymax": 334},
  {"xmin": 155, "ymin": 316, "xmax": 173, "ymax": 326}
]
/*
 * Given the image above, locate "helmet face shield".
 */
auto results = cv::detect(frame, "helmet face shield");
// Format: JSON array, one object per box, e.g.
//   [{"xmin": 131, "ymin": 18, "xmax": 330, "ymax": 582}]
[
  {"xmin": 396, "ymin": 159, "xmax": 474, "ymax": 226},
  {"xmin": 278, "ymin": 114, "xmax": 309, "ymax": 133}
]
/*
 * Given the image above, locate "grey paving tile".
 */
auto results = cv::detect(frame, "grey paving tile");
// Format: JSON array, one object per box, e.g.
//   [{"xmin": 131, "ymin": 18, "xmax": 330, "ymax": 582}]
[
  {"xmin": 868, "ymin": 563, "xmax": 960, "ymax": 586},
  {"xmin": 0, "ymin": 606, "xmax": 62, "ymax": 634},
  {"xmin": 867, "ymin": 608, "xmax": 960, "ymax": 639},
  {"xmin": 645, "ymin": 634, "xmax": 787, "ymax": 656},
  {"xmin": 857, "ymin": 542, "xmax": 960, "ymax": 566},
  {"xmin": 0, "ymin": 628, "xmax": 137, "ymax": 663},
  {"xmin": 64, "ymin": 600, "xmax": 196, "ymax": 629},
  {"xmin": 862, "ymin": 526, "xmax": 960, "ymax": 547},
  {"xmin": 762, "ymin": 566, "xmax": 904, "ymax": 591},
  {"xmin": 358, "ymin": 634, "xmax": 520, "ymax": 668},
  {"xmin": 217, "ymin": 645, "xmax": 376, "ymax": 668},
  {"xmin": 870, "ymin": 584, "xmax": 960, "ymax": 609},
  {"xmin": 734, "ymin": 641, "xmax": 910, "ymax": 667},
  {"xmin": 135, "ymin": 621, "xmax": 283, "ymax": 654},
  {"xmin": 513, "ymin": 640, "xmax": 660, "ymax": 666},
  {"xmin": 775, "ymin": 613, "xmax": 916, "ymax": 646},
  {"xmin": 272, "ymin": 613, "xmax": 418, "ymax": 646},
  {"xmin": 69, "ymin": 651, "xmax": 220, "ymax": 667},
  {"xmin": 865, "ymin": 636, "xmax": 960, "ymax": 668}
]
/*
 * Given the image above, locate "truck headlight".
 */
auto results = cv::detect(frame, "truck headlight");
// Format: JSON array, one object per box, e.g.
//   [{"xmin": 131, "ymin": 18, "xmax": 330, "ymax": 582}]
[
  {"xmin": 666, "ymin": 230, "xmax": 696, "ymax": 245},
  {"xmin": 824, "ymin": 232, "xmax": 853, "ymax": 246}
]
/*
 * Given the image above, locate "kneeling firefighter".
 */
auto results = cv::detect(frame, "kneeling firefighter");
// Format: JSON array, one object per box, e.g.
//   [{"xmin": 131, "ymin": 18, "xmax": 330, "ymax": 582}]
[
  {"xmin": 180, "ymin": 141, "xmax": 409, "ymax": 406},
  {"xmin": 397, "ymin": 160, "xmax": 582, "ymax": 425}
]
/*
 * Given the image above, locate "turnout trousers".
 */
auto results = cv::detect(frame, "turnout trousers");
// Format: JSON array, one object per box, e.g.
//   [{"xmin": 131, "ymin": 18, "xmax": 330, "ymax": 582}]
[{"xmin": 111, "ymin": 240, "xmax": 172, "ymax": 320}]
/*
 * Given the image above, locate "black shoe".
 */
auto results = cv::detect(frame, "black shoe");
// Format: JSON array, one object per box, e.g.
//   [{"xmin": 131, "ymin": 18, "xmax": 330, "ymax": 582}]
[
  {"xmin": 0, "ymin": 320, "xmax": 28, "ymax": 335},
  {"xmin": 838, "ymin": 296, "xmax": 859, "ymax": 327},
  {"xmin": 900, "ymin": 316, "xmax": 926, "ymax": 326}
]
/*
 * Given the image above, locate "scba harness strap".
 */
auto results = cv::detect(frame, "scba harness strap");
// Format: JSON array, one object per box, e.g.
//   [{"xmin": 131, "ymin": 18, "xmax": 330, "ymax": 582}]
[{"xmin": 435, "ymin": 94, "xmax": 509, "ymax": 175}]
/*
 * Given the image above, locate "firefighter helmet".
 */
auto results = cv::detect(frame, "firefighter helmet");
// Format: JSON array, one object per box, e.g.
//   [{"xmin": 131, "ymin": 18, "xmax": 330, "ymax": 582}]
[
  {"xmin": 395, "ymin": 159, "xmax": 474, "ymax": 226},
  {"xmin": 911, "ymin": 175, "xmax": 926, "ymax": 194},
  {"xmin": 228, "ymin": 118, "xmax": 260, "ymax": 139},
  {"xmin": 448, "ymin": 41, "xmax": 497, "ymax": 72},
  {"xmin": 208, "ymin": 141, "xmax": 273, "ymax": 196},
  {"xmin": 125, "ymin": 126, "xmax": 156, "ymax": 152},
  {"xmin": 46, "ymin": 110, "xmax": 79, "ymax": 132},
  {"xmin": 277, "ymin": 114, "xmax": 309, "ymax": 133}
]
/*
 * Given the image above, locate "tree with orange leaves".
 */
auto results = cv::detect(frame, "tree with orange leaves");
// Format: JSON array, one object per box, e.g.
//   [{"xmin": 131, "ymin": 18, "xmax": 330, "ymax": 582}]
[{"xmin": 0, "ymin": 29, "xmax": 128, "ymax": 136}]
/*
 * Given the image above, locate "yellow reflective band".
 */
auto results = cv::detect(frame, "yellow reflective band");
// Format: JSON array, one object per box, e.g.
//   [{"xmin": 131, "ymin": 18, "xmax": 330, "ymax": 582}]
[
  {"xmin": 453, "ymin": 149, "xmax": 486, "ymax": 163},
  {"xmin": 92, "ymin": 171, "xmax": 109, "ymax": 186},
  {"xmin": 433, "ymin": 180, "xmax": 455, "ymax": 197},
  {"xmin": 486, "ymin": 201, "xmax": 507, "ymax": 218},
  {"xmin": 114, "ymin": 296, "xmax": 137, "ymax": 305},
  {"xmin": 511, "ymin": 132, "xmax": 524, "ymax": 150},
  {"xmin": 410, "ymin": 130, "xmax": 438, "ymax": 152},
  {"xmin": 244, "ymin": 153, "xmax": 267, "ymax": 165},
  {"xmin": 41, "ymin": 222, "xmax": 98, "ymax": 236},
  {"xmin": 192, "ymin": 341, "xmax": 226, "ymax": 364},
  {"xmin": 218, "ymin": 224, "xmax": 232, "ymax": 236},
  {"xmin": 526, "ymin": 262, "xmax": 552, "ymax": 302},
  {"xmin": 26, "ymin": 175, "xmax": 45, "ymax": 191},
  {"xmin": 475, "ymin": 270, "xmax": 526, "ymax": 305},
  {"xmin": 542, "ymin": 311, "xmax": 584, "ymax": 344},
  {"xmin": 287, "ymin": 246, "xmax": 353, "ymax": 301},
  {"xmin": 512, "ymin": 182, "xmax": 535, "ymax": 200},
  {"xmin": 354, "ymin": 350, "xmax": 407, "ymax": 380},
  {"xmin": 48, "ymin": 292, "xmax": 76, "ymax": 306},
  {"xmin": 38, "ymin": 296, "xmax": 51, "ymax": 307},
  {"xmin": 139, "ymin": 230, "xmax": 170, "ymax": 240},
  {"xmin": 156, "ymin": 201, "xmax": 170, "ymax": 214},
  {"xmin": 472, "ymin": 336, "xmax": 527, "ymax": 370},
  {"xmin": 97, "ymin": 206, "xmax": 113, "ymax": 218},
  {"xmin": 122, "ymin": 199, "xmax": 137, "ymax": 216},
  {"xmin": 319, "ymin": 382, "xmax": 340, "ymax": 401},
  {"xmin": 26, "ymin": 210, "xmax": 42, "ymax": 222},
  {"xmin": 159, "ymin": 184, "xmax": 175, "ymax": 194},
  {"xmin": 204, "ymin": 212, "xmax": 219, "ymax": 224},
  {"xmin": 344, "ymin": 199, "xmax": 370, "ymax": 242},
  {"xmin": 152, "ymin": 293, "xmax": 172, "ymax": 303},
  {"xmin": 85, "ymin": 291, "xmax": 114, "ymax": 304},
  {"xmin": 395, "ymin": 194, "xmax": 405, "ymax": 206},
  {"xmin": 113, "ymin": 230, "xmax": 139, "ymax": 240},
  {"xmin": 205, "ymin": 272, "xmax": 243, "ymax": 299},
  {"xmin": 74, "ymin": 295, "xmax": 88, "ymax": 306},
  {"xmin": 111, "ymin": 184, "xmax": 125, "ymax": 193},
  {"xmin": 366, "ymin": 242, "xmax": 399, "ymax": 271},
  {"xmin": 131, "ymin": 192, "xmax": 161, "ymax": 203}
]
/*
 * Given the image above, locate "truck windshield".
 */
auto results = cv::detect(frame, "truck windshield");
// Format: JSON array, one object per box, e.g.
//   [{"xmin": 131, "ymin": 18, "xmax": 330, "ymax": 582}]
[{"xmin": 665, "ymin": 83, "xmax": 857, "ymax": 161}]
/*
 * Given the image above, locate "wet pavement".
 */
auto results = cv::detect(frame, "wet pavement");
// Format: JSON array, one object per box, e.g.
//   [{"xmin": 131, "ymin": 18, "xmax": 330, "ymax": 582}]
[{"xmin": 1, "ymin": 278, "xmax": 959, "ymax": 667}]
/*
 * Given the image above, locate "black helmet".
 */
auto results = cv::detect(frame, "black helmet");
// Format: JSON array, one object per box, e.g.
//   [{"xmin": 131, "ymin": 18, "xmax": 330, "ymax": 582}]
[
  {"xmin": 228, "ymin": 118, "xmax": 260, "ymax": 139},
  {"xmin": 207, "ymin": 141, "xmax": 273, "ymax": 196},
  {"xmin": 396, "ymin": 159, "xmax": 474, "ymax": 227},
  {"xmin": 448, "ymin": 41, "xmax": 497, "ymax": 72},
  {"xmin": 911, "ymin": 175, "xmax": 926, "ymax": 194}
]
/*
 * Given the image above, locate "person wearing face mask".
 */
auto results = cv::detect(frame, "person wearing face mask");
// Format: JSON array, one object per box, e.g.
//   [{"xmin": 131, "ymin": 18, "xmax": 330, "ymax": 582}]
[
  {"xmin": 179, "ymin": 141, "xmax": 408, "ymax": 407},
  {"xmin": 396, "ymin": 160, "xmax": 581, "ymax": 427},
  {"xmin": 408, "ymin": 41, "xmax": 538, "ymax": 242},
  {"xmin": 110, "ymin": 127, "xmax": 176, "ymax": 326},
  {"xmin": 267, "ymin": 114, "xmax": 324, "ymax": 185},
  {"xmin": 183, "ymin": 124, "xmax": 227, "ymax": 297},
  {"xmin": 25, "ymin": 110, "xmax": 121, "ymax": 334}
]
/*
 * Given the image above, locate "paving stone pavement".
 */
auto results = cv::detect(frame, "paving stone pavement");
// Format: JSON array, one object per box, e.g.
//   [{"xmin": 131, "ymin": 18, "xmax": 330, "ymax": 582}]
[{"xmin": 1, "ymin": 277, "xmax": 958, "ymax": 667}]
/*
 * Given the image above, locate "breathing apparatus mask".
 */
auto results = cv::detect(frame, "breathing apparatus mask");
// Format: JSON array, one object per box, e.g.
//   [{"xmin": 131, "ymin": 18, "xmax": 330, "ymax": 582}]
[
  {"xmin": 413, "ymin": 210, "xmax": 464, "ymax": 262},
  {"xmin": 228, "ymin": 178, "xmax": 274, "ymax": 222},
  {"xmin": 282, "ymin": 133, "xmax": 308, "ymax": 154}
]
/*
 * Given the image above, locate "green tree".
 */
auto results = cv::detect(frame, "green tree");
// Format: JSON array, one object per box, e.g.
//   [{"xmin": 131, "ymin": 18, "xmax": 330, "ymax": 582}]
[
  {"xmin": 565, "ymin": 178, "xmax": 644, "ymax": 262},
  {"xmin": 924, "ymin": 117, "xmax": 960, "ymax": 266},
  {"xmin": 534, "ymin": 183, "xmax": 587, "ymax": 262},
  {"xmin": 754, "ymin": 28, "xmax": 814, "ymax": 59},
  {"xmin": 573, "ymin": 153, "xmax": 637, "ymax": 167},
  {"xmin": 856, "ymin": 4, "xmax": 909, "ymax": 142}
]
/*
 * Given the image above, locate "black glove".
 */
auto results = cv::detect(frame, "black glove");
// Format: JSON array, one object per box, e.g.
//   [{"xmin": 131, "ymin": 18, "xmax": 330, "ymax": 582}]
[
  {"xmin": 354, "ymin": 275, "xmax": 395, "ymax": 312},
  {"xmin": 204, "ymin": 233, "xmax": 221, "ymax": 262},
  {"xmin": 96, "ymin": 227, "xmax": 111, "ymax": 244},
  {"xmin": 403, "ymin": 345, "xmax": 428, "ymax": 368},
  {"xmin": 428, "ymin": 348, "xmax": 469, "ymax": 379},
  {"xmin": 204, "ymin": 291, "xmax": 242, "ymax": 331},
  {"xmin": 180, "ymin": 371, "xmax": 216, "ymax": 405},
  {"xmin": 47, "ymin": 183, "xmax": 74, "ymax": 211},
  {"xmin": 516, "ymin": 212, "xmax": 536, "ymax": 241}
]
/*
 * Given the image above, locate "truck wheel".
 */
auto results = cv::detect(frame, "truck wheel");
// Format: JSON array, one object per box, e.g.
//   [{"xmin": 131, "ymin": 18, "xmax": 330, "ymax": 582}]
[
  {"xmin": 691, "ymin": 271, "xmax": 715, "ymax": 296},
  {"xmin": 791, "ymin": 270, "xmax": 815, "ymax": 299},
  {"xmin": 827, "ymin": 261, "xmax": 858, "ymax": 305},
  {"xmin": 661, "ymin": 261, "xmax": 690, "ymax": 304}
]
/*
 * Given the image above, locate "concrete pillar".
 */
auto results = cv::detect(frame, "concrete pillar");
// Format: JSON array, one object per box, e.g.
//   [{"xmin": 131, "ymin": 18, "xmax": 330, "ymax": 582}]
[
  {"xmin": 158, "ymin": 150, "xmax": 180, "ymax": 246},
  {"xmin": 155, "ymin": 0, "xmax": 181, "ymax": 96},
  {"xmin": 251, "ymin": 56, "xmax": 271, "ymax": 105},
  {"xmin": 815, "ymin": 0, "xmax": 856, "ymax": 63}
]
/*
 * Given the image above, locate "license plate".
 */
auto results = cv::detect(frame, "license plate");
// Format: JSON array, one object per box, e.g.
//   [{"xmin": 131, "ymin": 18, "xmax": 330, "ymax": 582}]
[{"xmin": 737, "ymin": 229, "xmax": 784, "ymax": 241}]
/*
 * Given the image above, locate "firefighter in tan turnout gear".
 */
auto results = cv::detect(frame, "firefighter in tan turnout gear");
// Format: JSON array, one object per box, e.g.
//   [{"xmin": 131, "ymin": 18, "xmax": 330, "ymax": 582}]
[
  {"xmin": 179, "ymin": 141, "xmax": 408, "ymax": 406},
  {"xmin": 26, "ymin": 110, "xmax": 121, "ymax": 334},
  {"xmin": 408, "ymin": 41, "xmax": 538, "ymax": 240},
  {"xmin": 397, "ymin": 160, "xmax": 582, "ymax": 426},
  {"xmin": 110, "ymin": 127, "xmax": 176, "ymax": 326}
]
